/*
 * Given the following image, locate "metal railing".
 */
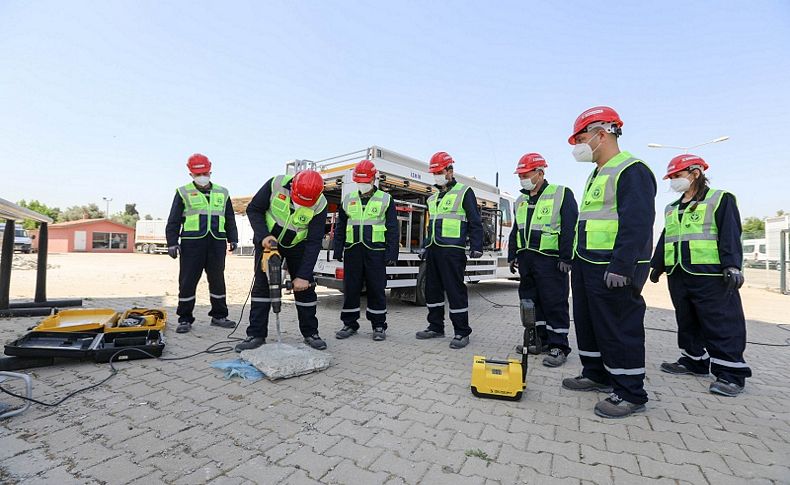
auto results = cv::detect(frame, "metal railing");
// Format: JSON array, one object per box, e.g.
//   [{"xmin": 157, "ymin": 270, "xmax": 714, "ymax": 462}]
[{"xmin": 0, "ymin": 197, "xmax": 81, "ymax": 316}]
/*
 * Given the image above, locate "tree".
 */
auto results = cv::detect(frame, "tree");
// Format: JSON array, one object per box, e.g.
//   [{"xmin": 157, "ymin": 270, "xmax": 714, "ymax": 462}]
[
  {"xmin": 17, "ymin": 199, "xmax": 62, "ymax": 229},
  {"xmin": 58, "ymin": 203, "xmax": 104, "ymax": 222},
  {"xmin": 742, "ymin": 216, "xmax": 765, "ymax": 239},
  {"xmin": 144, "ymin": 214, "xmax": 153, "ymax": 220},
  {"xmin": 778, "ymin": 209, "xmax": 786, "ymax": 217},
  {"xmin": 110, "ymin": 203, "xmax": 141, "ymax": 227}
]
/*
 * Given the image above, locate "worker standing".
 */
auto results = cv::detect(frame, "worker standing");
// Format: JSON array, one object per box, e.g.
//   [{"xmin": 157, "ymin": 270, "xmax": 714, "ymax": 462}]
[
  {"xmin": 166, "ymin": 154, "xmax": 239, "ymax": 334},
  {"xmin": 416, "ymin": 152, "xmax": 483, "ymax": 349},
  {"xmin": 235, "ymin": 169, "xmax": 328, "ymax": 352},
  {"xmin": 507, "ymin": 153, "xmax": 578, "ymax": 367},
  {"xmin": 650, "ymin": 154, "xmax": 751, "ymax": 396},
  {"xmin": 333, "ymin": 160, "xmax": 399, "ymax": 341},
  {"xmin": 561, "ymin": 107, "xmax": 657, "ymax": 418}
]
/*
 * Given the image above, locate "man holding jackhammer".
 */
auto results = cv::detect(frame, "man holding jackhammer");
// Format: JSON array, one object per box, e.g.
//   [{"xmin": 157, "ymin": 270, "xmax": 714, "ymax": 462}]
[{"xmin": 235, "ymin": 169, "xmax": 329, "ymax": 352}]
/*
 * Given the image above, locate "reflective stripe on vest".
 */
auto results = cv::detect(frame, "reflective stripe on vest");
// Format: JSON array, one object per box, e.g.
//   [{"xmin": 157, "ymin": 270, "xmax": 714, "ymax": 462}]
[
  {"xmin": 426, "ymin": 183, "xmax": 469, "ymax": 249},
  {"xmin": 574, "ymin": 154, "xmax": 650, "ymax": 264},
  {"xmin": 515, "ymin": 184, "xmax": 564, "ymax": 256},
  {"xmin": 177, "ymin": 182, "xmax": 229, "ymax": 240},
  {"xmin": 265, "ymin": 174, "xmax": 328, "ymax": 248},
  {"xmin": 664, "ymin": 189, "xmax": 727, "ymax": 276},
  {"xmin": 342, "ymin": 189, "xmax": 391, "ymax": 251}
]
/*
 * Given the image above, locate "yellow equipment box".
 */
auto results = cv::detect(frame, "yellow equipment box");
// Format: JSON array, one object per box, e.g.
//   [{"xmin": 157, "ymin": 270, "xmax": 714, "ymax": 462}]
[
  {"xmin": 106, "ymin": 309, "xmax": 167, "ymax": 333},
  {"xmin": 33, "ymin": 309, "xmax": 119, "ymax": 333},
  {"xmin": 470, "ymin": 299, "xmax": 536, "ymax": 401}
]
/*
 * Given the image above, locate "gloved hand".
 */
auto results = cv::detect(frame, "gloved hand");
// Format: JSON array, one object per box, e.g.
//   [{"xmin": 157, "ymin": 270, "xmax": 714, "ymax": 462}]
[
  {"xmin": 649, "ymin": 267, "xmax": 663, "ymax": 283},
  {"xmin": 509, "ymin": 260, "xmax": 518, "ymax": 274},
  {"xmin": 557, "ymin": 261, "xmax": 572, "ymax": 274},
  {"xmin": 228, "ymin": 242, "xmax": 238, "ymax": 252},
  {"xmin": 723, "ymin": 267, "xmax": 744, "ymax": 290},
  {"xmin": 469, "ymin": 250, "xmax": 483, "ymax": 259},
  {"xmin": 386, "ymin": 260, "xmax": 396, "ymax": 266},
  {"xmin": 168, "ymin": 245, "xmax": 180, "ymax": 259},
  {"xmin": 417, "ymin": 248, "xmax": 426, "ymax": 261},
  {"xmin": 604, "ymin": 271, "xmax": 630, "ymax": 289},
  {"xmin": 334, "ymin": 253, "xmax": 343, "ymax": 262}
]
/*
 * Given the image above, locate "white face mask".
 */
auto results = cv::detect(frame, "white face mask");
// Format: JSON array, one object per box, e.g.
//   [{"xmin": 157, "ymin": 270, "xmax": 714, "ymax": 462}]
[
  {"xmin": 520, "ymin": 177, "xmax": 536, "ymax": 191},
  {"xmin": 193, "ymin": 175, "xmax": 211, "ymax": 187},
  {"xmin": 670, "ymin": 177, "xmax": 691, "ymax": 193},
  {"xmin": 357, "ymin": 183, "xmax": 373, "ymax": 193},
  {"xmin": 571, "ymin": 134, "xmax": 601, "ymax": 163},
  {"xmin": 433, "ymin": 174, "xmax": 449, "ymax": 186}
]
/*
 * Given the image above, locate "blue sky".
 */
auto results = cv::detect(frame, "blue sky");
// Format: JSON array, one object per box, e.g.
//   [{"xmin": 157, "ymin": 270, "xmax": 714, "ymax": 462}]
[{"xmin": 1, "ymin": 1, "xmax": 788, "ymax": 221}]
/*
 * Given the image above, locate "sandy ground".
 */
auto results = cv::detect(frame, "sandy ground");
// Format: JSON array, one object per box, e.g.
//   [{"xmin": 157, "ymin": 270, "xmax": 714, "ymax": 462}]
[{"xmin": 5, "ymin": 252, "xmax": 790, "ymax": 326}]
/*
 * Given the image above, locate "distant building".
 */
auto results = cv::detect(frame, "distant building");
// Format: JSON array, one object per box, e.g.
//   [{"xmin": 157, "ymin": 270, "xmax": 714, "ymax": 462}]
[{"xmin": 36, "ymin": 219, "xmax": 135, "ymax": 253}]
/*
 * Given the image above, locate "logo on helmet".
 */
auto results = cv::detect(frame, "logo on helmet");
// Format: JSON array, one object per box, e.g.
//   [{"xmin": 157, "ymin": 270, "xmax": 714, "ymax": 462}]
[{"xmin": 582, "ymin": 109, "xmax": 604, "ymax": 119}]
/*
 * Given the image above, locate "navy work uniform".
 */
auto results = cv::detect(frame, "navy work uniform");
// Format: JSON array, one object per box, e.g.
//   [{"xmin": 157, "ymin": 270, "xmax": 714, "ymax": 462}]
[
  {"xmin": 333, "ymin": 188, "xmax": 399, "ymax": 331},
  {"xmin": 508, "ymin": 180, "xmax": 578, "ymax": 354},
  {"xmin": 573, "ymin": 151, "xmax": 656, "ymax": 405},
  {"xmin": 424, "ymin": 179, "xmax": 483, "ymax": 338},
  {"xmin": 651, "ymin": 188, "xmax": 752, "ymax": 386},
  {"xmin": 245, "ymin": 175, "xmax": 328, "ymax": 341},
  {"xmin": 166, "ymin": 181, "xmax": 238, "ymax": 325}
]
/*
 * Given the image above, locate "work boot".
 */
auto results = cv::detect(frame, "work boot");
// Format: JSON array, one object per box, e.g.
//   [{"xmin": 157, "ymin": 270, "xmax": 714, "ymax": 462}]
[
  {"xmin": 709, "ymin": 379, "xmax": 744, "ymax": 397},
  {"xmin": 176, "ymin": 321, "xmax": 192, "ymax": 334},
  {"xmin": 235, "ymin": 337, "xmax": 265, "ymax": 352},
  {"xmin": 372, "ymin": 327, "xmax": 386, "ymax": 341},
  {"xmin": 335, "ymin": 326, "xmax": 358, "ymax": 339},
  {"xmin": 594, "ymin": 393, "xmax": 646, "ymax": 419},
  {"xmin": 542, "ymin": 348, "xmax": 567, "ymax": 368},
  {"xmin": 660, "ymin": 361, "xmax": 709, "ymax": 376},
  {"xmin": 449, "ymin": 335, "xmax": 469, "ymax": 349},
  {"xmin": 304, "ymin": 335, "xmax": 328, "ymax": 350},
  {"xmin": 416, "ymin": 329, "xmax": 445, "ymax": 339},
  {"xmin": 210, "ymin": 317, "xmax": 236, "ymax": 329},
  {"xmin": 561, "ymin": 375, "xmax": 613, "ymax": 393}
]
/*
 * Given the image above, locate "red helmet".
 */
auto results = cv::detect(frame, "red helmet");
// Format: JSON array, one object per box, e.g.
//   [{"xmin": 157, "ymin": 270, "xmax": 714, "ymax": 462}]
[
  {"xmin": 291, "ymin": 170, "xmax": 324, "ymax": 206},
  {"xmin": 352, "ymin": 159, "xmax": 377, "ymax": 183},
  {"xmin": 663, "ymin": 154, "xmax": 709, "ymax": 180},
  {"xmin": 514, "ymin": 153, "xmax": 548, "ymax": 174},
  {"xmin": 568, "ymin": 106, "xmax": 623, "ymax": 145},
  {"xmin": 428, "ymin": 151, "xmax": 454, "ymax": 173},
  {"xmin": 187, "ymin": 153, "xmax": 212, "ymax": 174}
]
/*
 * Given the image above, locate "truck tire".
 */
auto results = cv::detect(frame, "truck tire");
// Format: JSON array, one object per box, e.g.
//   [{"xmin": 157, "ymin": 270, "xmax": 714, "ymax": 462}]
[
  {"xmin": 141, "ymin": 244, "xmax": 149, "ymax": 254},
  {"xmin": 415, "ymin": 262, "xmax": 427, "ymax": 307},
  {"xmin": 148, "ymin": 244, "xmax": 157, "ymax": 254}
]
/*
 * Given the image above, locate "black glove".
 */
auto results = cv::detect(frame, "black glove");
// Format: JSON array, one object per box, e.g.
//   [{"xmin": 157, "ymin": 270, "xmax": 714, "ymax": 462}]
[
  {"xmin": 417, "ymin": 248, "xmax": 426, "ymax": 261},
  {"xmin": 469, "ymin": 250, "xmax": 483, "ymax": 259},
  {"xmin": 604, "ymin": 271, "xmax": 630, "ymax": 289},
  {"xmin": 557, "ymin": 261, "xmax": 572, "ymax": 274},
  {"xmin": 229, "ymin": 242, "xmax": 238, "ymax": 252},
  {"xmin": 334, "ymin": 253, "xmax": 343, "ymax": 262},
  {"xmin": 509, "ymin": 260, "xmax": 518, "ymax": 274},
  {"xmin": 649, "ymin": 267, "xmax": 663, "ymax": 283},
  {"xmin": 168, "ymin": 245, "xmax": 179, "ymax": 259},
  {"xmin": 386, "ymin": 260, "xmax": 396, "ymax": 266},
  {"xmin": 723, "ymin": 267, "xmax": 744, "ymax": 290}
]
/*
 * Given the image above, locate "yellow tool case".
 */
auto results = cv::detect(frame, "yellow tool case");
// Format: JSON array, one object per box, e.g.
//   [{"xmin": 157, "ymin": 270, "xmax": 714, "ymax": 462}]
[{"xmin": 4, "ymin": 308, "xmax": 166, "ymax": 364}]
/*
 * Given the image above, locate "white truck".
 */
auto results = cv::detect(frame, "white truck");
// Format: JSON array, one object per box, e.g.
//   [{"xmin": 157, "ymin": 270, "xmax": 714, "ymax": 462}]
[
  {"xmin": 278, "ymin": 145, "xmax": 516, "ymax": 304},
  {"xmin": 0, "ymin": 224, "xmax": 33, "ymax": 253},
  {"xmin": 765, "ymin": 215, "xmax": 790, "ymax": 270},
  {"xmin": 741, "ymin": 238, "xmax": 767, "ymax": 268},
  {"xmin": 134, "ymin": 220, "xmax": 168, "ymax": 254}
]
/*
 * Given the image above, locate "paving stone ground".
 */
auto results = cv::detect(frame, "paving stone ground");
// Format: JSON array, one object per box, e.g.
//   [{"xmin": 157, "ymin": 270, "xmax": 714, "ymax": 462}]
[{"xmin": 2, "ymin": 280, "xmax": 790, "ymax": 484}]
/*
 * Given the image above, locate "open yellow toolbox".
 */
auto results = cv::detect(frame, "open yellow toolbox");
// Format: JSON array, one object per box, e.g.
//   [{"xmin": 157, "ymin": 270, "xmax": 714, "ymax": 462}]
[{"xmin": 33, "ymin": 309, "xmax": 119, "ymax": 333}]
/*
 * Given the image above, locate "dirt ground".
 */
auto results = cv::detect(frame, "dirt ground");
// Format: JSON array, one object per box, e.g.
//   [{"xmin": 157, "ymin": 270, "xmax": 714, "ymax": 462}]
[{"xmin": 6, "ymin": 253, "xmax": 790, "ymax": 326}]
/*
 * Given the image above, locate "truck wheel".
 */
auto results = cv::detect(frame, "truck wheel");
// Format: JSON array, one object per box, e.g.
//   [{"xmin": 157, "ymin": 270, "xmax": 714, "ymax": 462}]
[
  {"xmin": 415, "ymin": 262, "xmax": 427, "ymax": 307},
  {"xmin": 148, "ymin": 245, "xmax": 157, "ymax": 254},
  {"xmin": 141, "ymin": 244, "xmax": 149, "ymax": 253}
]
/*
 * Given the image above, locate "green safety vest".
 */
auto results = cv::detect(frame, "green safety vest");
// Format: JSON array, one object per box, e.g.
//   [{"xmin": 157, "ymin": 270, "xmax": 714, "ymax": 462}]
[
  {"xmin": 664, "ymin": 188, "xmax": 728, "ymax": 276},
  {"xmin": 515, "ymin": 184, "xmax": 565, "ymax": 256},
  {"xmin": 177, "ymin": 182, "xmax": 229, "ymax": 240},
  {"xmin": 342, "ymin": 189, "xmax": 391, "ymax": 250},
  {"xmin": 426, "ymin": 182, "xmax": 470, "ymax": 249},
  {"xmin": 574, "ymin": 151, "xmax": 652, "ymax": 264},
  {"xmin": 265, "ymin": 174, "xmax": 328, "ymax": 248}
]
